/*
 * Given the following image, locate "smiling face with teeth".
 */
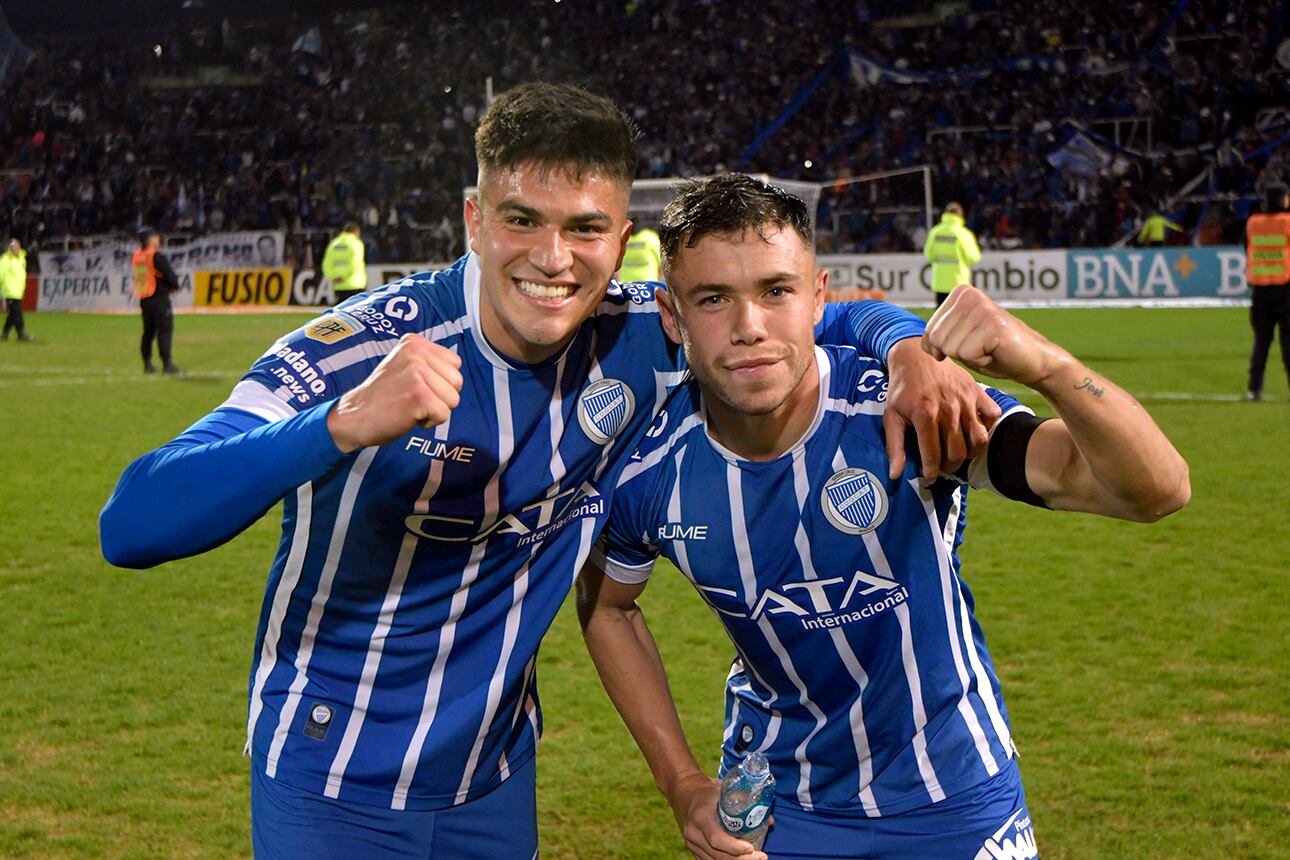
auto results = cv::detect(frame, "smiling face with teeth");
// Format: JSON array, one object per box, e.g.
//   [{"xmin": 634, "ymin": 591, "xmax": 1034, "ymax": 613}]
[{"xmin": 465, "ymin": 162, "xmax": 632, "ymax": 365}]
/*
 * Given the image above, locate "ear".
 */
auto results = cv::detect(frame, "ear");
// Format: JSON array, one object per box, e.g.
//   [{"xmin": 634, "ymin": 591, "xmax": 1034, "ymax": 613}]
[
  {"xmin": 812, "ymin": 265, "xmax": 828, "ymax": 326},
  {"xmin": 464, "ymin": 195, "xmax": 482, "ymax": 253},
  {"xmin": 655, "ymin": 286, "xmax": 683, "ymax": 346},
  {"xmin": 614, "ymin": 219, "xmax": 634, "ymax": 273}
]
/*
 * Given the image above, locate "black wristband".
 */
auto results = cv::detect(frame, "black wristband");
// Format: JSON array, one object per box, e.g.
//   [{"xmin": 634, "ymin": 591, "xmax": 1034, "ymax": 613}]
[{"xmin": 987, "ymin": 413, "xmax": 1050, "ymax": 508}]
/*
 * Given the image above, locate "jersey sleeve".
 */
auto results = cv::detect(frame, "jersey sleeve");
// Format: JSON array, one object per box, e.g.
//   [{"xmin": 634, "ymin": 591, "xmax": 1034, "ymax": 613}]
[
  {"xmin": 965, "ymin": 386, "xmax": 1041, "ymax": 499},
  {"xmin": 227, "ymin": 285, "xmax": 425, "ymax": 420},
  {"xmin": 815, "ymin": 301, "xmax": 925, "ymax": 363},
  {"xmin": 591, "ymin": 440, "xmax": 677, "ymax": 585},
  {"xmin": 592, "ymin": 470, "xmax": 662, "ymax": 584},
  {"xmin": 99, "ymin": 401, "xmax": 347, "ymax": 568},
  {"xmin": 100, "ymin": 281, "xmax": 446, "ymax": 569}
]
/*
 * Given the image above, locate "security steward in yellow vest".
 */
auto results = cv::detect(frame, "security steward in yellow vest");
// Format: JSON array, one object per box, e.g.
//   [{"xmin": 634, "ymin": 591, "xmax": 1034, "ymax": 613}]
[
  {"xmin": 1245, "ymin": 183, "xmax": 1290, "ymax": 400},
  {"xmin": 322, "ymin": 222, "xmax": 367, "ymax": 305},
  {"xmin": 1, "ymin": 237, "xmax": 31, "ymax": 342},
  {"xmin": 618, "ymin": 227, "xmax": 661, "ymax": 282},
  {"xmin": 1137, "ymin": 211, "xmax": 1184, "ymax": 246},
  {"xmin": 923, "ymin": 203, "xmax": 981, "ymax": 307},
  {"xmin": 131, "ymin": 230, "xmax": 182, "ymax": 374}
]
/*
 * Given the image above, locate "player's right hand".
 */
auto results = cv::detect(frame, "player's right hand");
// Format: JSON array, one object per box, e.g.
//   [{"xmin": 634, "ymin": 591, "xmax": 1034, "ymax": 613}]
[
  {"xmin": 668, "ymin": 773, "xmax": 768, "ymax": 860},
  {"xmin": 326, "ymin": 333, "xmax": 463, "ymax": 453}
]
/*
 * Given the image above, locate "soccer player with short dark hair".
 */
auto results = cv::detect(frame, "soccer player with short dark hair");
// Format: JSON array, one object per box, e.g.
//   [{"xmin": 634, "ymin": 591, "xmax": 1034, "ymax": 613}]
[
  {"xmin": 579, "ymin": 173, "xmax": 1189, "ymax": 860},
  {"xmin": 102, "ymin": 86, "xmax": 995, "ymax": 858}
]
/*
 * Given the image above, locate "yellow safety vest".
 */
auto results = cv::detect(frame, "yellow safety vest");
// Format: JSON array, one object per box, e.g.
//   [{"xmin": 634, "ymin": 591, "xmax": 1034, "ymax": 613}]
[
  {"xmin": 923, "ymin": 213, "xmax": 981, "ymax": 294},
  {"xmin": 619, "ymin": 228, "xmax": 661, "ymax": 282},
  {"xmin": 322, "ymin": 232, "xmax": 367, "ymax": 292},
  {"xmin": 0, "ymin": 249, "xmax": 27, "ymax": 301}
]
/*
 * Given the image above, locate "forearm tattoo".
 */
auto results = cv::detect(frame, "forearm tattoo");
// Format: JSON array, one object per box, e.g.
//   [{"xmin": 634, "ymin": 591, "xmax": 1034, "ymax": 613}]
[{"xmin": 1074, "ymin": 377, "xmax": 1105, "ymax": 398}]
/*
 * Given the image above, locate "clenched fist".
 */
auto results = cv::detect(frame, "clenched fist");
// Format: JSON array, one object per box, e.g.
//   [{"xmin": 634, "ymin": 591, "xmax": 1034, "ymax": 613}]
[
  {"xmin": 326, "ymin": 333, "xmax": 464, "ymax": 453},
  {"xmin": 923, "ymin": 284, "xmax": 1070, "ymax": 387}
]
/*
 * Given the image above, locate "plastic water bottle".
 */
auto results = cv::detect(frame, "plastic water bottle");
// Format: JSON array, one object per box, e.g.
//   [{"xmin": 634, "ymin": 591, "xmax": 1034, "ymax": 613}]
[{"xmin": 718, "ymin": 752, "xmax": 776, "ymax": 849}]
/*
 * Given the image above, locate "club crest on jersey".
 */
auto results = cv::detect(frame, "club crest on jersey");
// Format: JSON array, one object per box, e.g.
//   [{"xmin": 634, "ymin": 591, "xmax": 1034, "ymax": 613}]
[
  {"xmin": 821, "ymin": 468, "xmax": 888, "ymax": 534},
  {"xmin": 578, "ymin": 378, "xmax": 635, "ymax": 445}
]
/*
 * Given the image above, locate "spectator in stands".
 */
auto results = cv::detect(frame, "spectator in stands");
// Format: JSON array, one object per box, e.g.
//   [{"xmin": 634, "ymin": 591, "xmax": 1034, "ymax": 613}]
[
  {"xmin": 321, "ymin": 221, "xmax": 366, "ymax": 304},
  {"xmin": 1, "ymin": 0, "xmax": 1283, "ymax": 256},
  {"xmin": 131, "ymin": 229, "xmax": 181, "ymax": 375},
  {"xmin": 923, "ymin": 202, "xmax": 980, "ymax": 307},
  {"xmin": 1244, "ymin": 182, "xmax": 1290, "ymax": 401},
  {"xmin": 0, "ymin": 237, "xmax": 31, "ymax": 342}
]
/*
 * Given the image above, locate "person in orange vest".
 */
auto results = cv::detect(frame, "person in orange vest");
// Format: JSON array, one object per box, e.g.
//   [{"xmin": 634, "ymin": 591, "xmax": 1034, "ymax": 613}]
[
  {"xmin": 132, "ymin": 229, "xmax": 182, "ymax": 374},
  {"xmin": 1245, "ymin": 183, "xmax": 1290, "ymax": 400}
]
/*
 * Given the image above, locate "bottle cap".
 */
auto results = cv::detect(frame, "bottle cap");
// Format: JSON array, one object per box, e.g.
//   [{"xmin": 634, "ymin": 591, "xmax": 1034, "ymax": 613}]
[{"xmin": 743, "ymin": 752, "xmax": 769, "ymax": 779}]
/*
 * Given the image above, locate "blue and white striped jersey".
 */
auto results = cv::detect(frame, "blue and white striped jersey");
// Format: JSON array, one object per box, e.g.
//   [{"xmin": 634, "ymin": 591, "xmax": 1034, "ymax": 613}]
[
  {"xmin": 189, "ymin": 255, "xmax": 922, "ymax": 811},
  {"xmin": 597, "ymin": 345, "xmax": 1033, "ymax": 818},
  {"xmin": 221, "ymin": 254, "xmax": 686, "ymax": 810}
]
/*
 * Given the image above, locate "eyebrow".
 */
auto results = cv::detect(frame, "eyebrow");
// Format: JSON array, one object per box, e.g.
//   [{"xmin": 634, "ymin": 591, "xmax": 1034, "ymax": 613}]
[
  {"xmin": 686, "ymin": 272, "xmax": 801, "ymax": 294},
  {"xmin": 496, "ymin": 201, "xmax": 613, "ymax": 226}
]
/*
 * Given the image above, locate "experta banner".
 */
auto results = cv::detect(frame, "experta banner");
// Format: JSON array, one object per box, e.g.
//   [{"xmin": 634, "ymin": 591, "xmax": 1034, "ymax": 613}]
[
  {"xmin": 821, "ymin": 246, "xmax": 1249, "ymax": 305},
  {"xmin": 37, "ymin": 269, "xmax": 195, "ymax": 312},
  {"xmin": 36, "ymin": 231, "xmax": 284, "ymax": 310}
]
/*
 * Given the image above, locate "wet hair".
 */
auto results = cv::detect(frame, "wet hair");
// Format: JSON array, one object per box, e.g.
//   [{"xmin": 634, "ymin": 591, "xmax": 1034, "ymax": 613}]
[
  {"xmin": 945, "ymin": 202, "xmax": 964, "ymax": 217},
  {"xmin": 658, "ymin": 173, "xmax": 813, "ymax": 276},
  {"xmin": 474, "ymin": 82, "xmax": 638, "ymax": 185}
]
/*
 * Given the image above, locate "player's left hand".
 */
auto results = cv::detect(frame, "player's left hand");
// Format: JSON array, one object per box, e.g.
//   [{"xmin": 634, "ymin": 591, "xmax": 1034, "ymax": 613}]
[
  {"xmin": 923, "ymin": 284, "xmax": 1067, "ymax": 386},
  {"xmin": 885, "ymin": 335, "xmax": 999, "ymax": 481},
  {"xmin": 667, "ymin": 773, "xmax": 768, "ymax": 860}
]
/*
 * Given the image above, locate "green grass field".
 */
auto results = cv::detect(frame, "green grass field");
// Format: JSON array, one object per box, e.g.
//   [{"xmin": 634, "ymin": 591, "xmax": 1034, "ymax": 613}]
[{"xmin": 0, "ymin": 308, "xmax": 1287, "ymax": 859}]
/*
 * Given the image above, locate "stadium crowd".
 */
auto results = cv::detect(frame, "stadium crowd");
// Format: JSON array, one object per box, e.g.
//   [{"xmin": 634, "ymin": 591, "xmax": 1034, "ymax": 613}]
[{"xmin": 1, "ymin": 0, "xmax": 1286, "ymax": 263}]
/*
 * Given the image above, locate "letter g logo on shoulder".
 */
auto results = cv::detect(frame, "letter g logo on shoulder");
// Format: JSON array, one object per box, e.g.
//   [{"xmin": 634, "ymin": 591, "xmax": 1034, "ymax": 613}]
[
  {"xmin": 578, "ymin": 378, "xmax": 635, "ymax": 445},
  {"xmin": 385, "ymin": 295, "xmax": 419, "ymax": 321}
]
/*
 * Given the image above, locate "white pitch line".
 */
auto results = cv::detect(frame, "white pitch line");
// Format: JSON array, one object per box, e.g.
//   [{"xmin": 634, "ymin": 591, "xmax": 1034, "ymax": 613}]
[
  {"xmin": 994, "ymin": 387, "xmax": 1251, "ymax": 403},
  {"xmin": 0, "ymin": 366, "xmax": 241, "ymax": 377},
  {"xmin": 0, "ymin": 371, "xmax": 241, "ymax": 386}
]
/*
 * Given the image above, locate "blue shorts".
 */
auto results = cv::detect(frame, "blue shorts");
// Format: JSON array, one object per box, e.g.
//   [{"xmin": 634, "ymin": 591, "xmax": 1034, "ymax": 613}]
[
  {"xmin": 762, "ymin": 759, "xmax": 1038, "ymax": 860},
  {"xmin": 250, "ymin": 755, "xmax": 538, "ymax": 860}
]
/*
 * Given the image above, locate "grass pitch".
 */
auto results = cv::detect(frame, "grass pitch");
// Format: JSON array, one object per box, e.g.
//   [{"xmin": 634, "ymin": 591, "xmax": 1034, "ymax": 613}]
[{"xmin": 0, "ymin": 308, "xmax": 1286, "ymax": 858}]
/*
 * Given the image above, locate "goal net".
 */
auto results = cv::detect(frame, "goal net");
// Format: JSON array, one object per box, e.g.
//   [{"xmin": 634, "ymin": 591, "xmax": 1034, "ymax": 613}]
[{"xmin": 813, "ymin": 166, "xmax": 933, "ymax": 254}]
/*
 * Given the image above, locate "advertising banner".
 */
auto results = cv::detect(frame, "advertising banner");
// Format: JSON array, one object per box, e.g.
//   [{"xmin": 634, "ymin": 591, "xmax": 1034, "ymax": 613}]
[
  {"xmin": 36, "ymin": 231, "xmax": 283, "ymax": 311},
  {"xmin": 822, "ymin": 246, "xmax": 1248, "ymax": 305},
  {"xmin": 194, "ymin": 268, "xmax": 292, "ymax": 307},
  {"xmin": 821, "ymin": 250, "xmax": 1067, "ymax": 305},
  {"xmin": 1065, "ymin": 247, "xmax": 1248, "ymax": 300},
  {"xmin": 291, "ymin": 263, "xmax": 451, "ymax": 307},
  {"xmin": 37, "ymin": 270, "xmax": 195, "ymax": 312}
]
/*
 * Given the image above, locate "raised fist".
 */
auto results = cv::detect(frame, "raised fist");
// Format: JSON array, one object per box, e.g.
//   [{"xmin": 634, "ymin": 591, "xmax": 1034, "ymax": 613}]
[
  {"xmin": 922, "ymin": 284, "xmax": 1067, "ymax": 387},
  {"xmin": 326, "ymin": 333, "xmax": 464, "ymax": 453}
]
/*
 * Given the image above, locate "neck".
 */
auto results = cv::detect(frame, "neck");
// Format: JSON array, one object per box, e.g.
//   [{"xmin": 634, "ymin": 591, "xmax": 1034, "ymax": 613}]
[{"xmin": 704, "ymin": 354, "xmax": 820, "ymax": 462}]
